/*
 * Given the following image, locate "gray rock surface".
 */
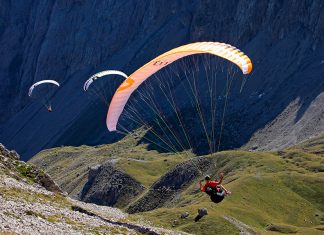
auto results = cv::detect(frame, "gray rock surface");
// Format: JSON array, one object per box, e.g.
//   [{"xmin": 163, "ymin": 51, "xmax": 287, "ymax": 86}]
[
  {"xmin": 80, "ymin": 160, "xmax": 145, "ymax": 207},
  {"xmin": 0, "ymin": 175, "xmax": 186, "ymax": 235},
  {"xmin": 194, "ymin": 208, "xmax": 208, "ymax": 222},
  {"xmin": 0, "ymin": 0, "xmax": 323, "ymax": 160}
]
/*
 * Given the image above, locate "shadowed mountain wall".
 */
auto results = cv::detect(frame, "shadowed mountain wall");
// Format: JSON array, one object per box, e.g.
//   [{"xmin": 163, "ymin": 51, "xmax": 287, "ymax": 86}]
[{"xmin": 0, "ymin": 0, "xmax": 323, "ymax": 160}]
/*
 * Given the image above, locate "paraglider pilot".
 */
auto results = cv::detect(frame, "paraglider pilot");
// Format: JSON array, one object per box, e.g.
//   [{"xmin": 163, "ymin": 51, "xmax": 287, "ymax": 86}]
[{"xmin": 199, "ymin": 173, "xmax": 231, "ymax": 203}]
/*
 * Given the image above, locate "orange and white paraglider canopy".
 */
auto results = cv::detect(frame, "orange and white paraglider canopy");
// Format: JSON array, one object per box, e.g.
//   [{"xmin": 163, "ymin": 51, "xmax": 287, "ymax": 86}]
[{"xmin": 107, "ymin": 42, "xmax": 252, "ymax": 131}]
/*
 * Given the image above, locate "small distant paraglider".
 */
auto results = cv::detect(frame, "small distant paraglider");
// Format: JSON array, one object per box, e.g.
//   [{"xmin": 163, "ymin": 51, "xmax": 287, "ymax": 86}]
[
  {"xmin": 83, "ymin": 70, "xmax": 128, "ymax": 92},
  {"xmin": 83, "ymin": 70, "xmax": 128, "ymax": 104},
  {"xmin": 28, "ymin": 80, "xmax": 60, "ymax": 112}
]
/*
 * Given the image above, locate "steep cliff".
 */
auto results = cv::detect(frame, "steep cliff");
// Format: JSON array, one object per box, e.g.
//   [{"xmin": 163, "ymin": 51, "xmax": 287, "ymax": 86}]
[{"xmin": 0, "ymin": 0, "xmax": 323, "ymax": 160}]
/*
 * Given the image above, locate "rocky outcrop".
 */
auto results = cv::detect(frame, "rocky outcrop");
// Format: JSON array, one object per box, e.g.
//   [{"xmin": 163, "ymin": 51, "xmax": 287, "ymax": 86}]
[
  {"xmin": 0, "ymin": 143, "xmax": 62, "ymax": 193},
  {"xmin": 0, "ymin": 143, "xmax": 20, "ymax": 165},
  {"xmin": 80, "ymin": 160, "xmax": 145, "ymax": 207},
  {"xmin": 127, "ymin": 156, "xmax": 213, "ymax": 213}
]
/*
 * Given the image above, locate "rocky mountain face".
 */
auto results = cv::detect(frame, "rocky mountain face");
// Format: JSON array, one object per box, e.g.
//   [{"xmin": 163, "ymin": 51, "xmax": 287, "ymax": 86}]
[
  {"xmin": 0, "ymin": 0, "xmax": 323, "ymax": 160},
  {"xmin": 81, "ymin": 161, "xmax": 145, "ymax": 208}
]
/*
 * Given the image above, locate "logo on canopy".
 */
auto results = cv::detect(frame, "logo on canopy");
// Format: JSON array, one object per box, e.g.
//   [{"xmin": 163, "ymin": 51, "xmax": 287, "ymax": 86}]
[
  {"xmin": 117, "ymin": 77, "xmax": 135, "ymax": 92},
  {"xmin": 153, "ymin": 60, "xmax": 169, "ymax": 66}
]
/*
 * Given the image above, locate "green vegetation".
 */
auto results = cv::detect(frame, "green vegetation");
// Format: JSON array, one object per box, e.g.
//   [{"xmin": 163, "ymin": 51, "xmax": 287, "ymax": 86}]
[
  {"xmin": 0, "ymin": 187, "xmax": 69, "ymax": 208},
  {"xmin": 132, "ymin": 147, "xmax": 323, "ymax": 235},
  {"xmin": 25, "ymin": 210, "xmax": 47, "ymax": 220},
  {"xmin": 30, "ymin": 133, "xmax": 324, "ymax": 234},
  {"xmin": 288, "ymin": 134, "xmax": 324, "ymax": 155},
  {"xmin": 16, "ymin": 162, "xmax": 46, "ymax": 184},
  {"xmin": 265, "ymin": 223, "xmax": 298, "ymax": 233},
  {"xmin": 115, "ymin": 147, "xmax": 192, "ymax": 187}
]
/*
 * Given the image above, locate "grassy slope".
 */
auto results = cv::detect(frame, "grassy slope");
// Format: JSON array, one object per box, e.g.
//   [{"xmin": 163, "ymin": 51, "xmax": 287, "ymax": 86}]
[
  {"xmin": 136, "ymin": 152, "xmax": 324, "ymax": 234},
  {"xmin": 30, "ymin": 134, "xmax": 324, "ymax": 234},
  {"xmin": 134, "ymin": 136, "xmax": 324, "ymax": 235},
  {"xmin": 29, "ymin": 129, "xmax": 193, "ymax": 197}
]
